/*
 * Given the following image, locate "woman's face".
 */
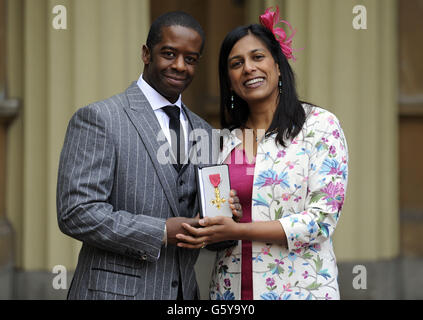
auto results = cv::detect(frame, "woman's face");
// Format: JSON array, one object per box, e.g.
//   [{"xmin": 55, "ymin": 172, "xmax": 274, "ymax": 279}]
[{"xmin": 227, "ymin": 34, "xmax": 280, "ymax": 107}]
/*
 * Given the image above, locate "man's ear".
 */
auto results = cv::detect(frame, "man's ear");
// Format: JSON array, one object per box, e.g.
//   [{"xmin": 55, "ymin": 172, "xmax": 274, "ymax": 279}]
[{"xmin": 142, "ymin": 45, "xmax": 151, "ymax": 65}]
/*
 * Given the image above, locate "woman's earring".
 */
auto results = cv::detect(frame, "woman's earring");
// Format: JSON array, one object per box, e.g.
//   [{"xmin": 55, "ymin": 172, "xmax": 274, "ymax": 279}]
[
  {"xmin": 278, "ymin": 78, "xmax": 283, "ymax": 94},
  {"xmin": 231, "ymin": 94, "xmax": 235, "ymax": 109}
]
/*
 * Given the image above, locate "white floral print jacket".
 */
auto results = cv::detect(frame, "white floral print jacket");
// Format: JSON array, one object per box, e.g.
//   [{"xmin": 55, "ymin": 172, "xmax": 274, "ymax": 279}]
[{"xmin": 209, "ymin": 104, "xmax": 348, "ymax": 300}]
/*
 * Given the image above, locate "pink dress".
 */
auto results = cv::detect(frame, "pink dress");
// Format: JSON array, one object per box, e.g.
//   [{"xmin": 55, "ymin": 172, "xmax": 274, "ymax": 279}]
[{"xmin": 226, "ymin": 148, "xmax": 255, "ymax": 300}]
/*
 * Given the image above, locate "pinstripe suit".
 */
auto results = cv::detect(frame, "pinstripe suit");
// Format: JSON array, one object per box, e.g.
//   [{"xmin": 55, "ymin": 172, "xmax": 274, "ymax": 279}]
[{"xmin": 57, "ymin": 82, "xmax": 217, "ymax": 299}]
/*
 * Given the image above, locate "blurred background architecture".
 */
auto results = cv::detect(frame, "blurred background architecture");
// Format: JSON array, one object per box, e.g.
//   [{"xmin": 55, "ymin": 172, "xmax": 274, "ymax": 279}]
[{"xmin": 0, "ymin": 0, "xmax": 422, "ymax": 299}]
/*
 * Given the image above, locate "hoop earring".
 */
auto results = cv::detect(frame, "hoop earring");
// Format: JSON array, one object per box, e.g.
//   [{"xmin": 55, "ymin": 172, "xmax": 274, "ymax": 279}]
[
  {"xmin": 278, "ymin": 78, "xmax": 283, "ymax": 94},
  {"xmin": 230, "ymin": 94, "xmax": 235, "ymax": 109}
]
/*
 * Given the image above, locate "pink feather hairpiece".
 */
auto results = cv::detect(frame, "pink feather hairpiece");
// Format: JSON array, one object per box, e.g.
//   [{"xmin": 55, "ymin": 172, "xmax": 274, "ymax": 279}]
[{"xmin": 259, "ymin": 6, "xmax": 298, "ymax": 61}]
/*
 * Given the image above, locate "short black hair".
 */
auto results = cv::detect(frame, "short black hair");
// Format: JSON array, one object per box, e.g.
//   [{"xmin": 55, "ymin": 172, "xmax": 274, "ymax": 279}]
[{"xmin": 146, "ymin": 11, "xmax": 206, "ymax": 54}]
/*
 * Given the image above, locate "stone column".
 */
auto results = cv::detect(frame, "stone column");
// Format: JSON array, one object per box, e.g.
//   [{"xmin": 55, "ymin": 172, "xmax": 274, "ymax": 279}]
[
  {"xmin": 0, "ymin": 0, "xmax": 19, "ymax": 299},
  {"xmin": 6, "ymin": 0, "xmax": 150, "ymax": 271},
  {"xmin": 286, "ymin": 0, "xmax": 399, "ymax": 262}
]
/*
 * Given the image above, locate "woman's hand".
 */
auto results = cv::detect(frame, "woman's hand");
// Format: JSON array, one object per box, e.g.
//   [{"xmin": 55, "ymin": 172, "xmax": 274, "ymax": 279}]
[
  {"xmin": 176, "ymin": 216, "xmax": 241, "ymax": 249},
  {"xmin": 229, "ymin": 189, "xmax": 243, "ymax": 222},
  {"xmin": 175, "ymin": 189, "xmax": 243, "ymax": 249}
]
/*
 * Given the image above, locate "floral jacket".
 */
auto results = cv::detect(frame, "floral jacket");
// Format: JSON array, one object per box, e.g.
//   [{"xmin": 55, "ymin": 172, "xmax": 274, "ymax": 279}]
[{"xmin": 209, "ymin": 105, "xmax": 348, "ymax": 300}]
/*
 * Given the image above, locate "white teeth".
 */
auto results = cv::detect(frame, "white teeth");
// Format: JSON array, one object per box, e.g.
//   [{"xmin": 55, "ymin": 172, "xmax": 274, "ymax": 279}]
[{"xmin": 245, "ymin": 78, "xmax": 264, "ymax": 86}]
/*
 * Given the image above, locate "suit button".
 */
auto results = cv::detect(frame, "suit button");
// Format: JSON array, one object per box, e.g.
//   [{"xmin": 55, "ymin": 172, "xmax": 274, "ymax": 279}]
[
  {"xmin": 171, "ymin": 280, "xmax": 179, "ymax": 288},
  {"xmin": 141, "ymin": 254, "xmax": 148, "ymax": 260},
  {"xmin": 179, "ymin": 198, "xmax": 184, "ymax": 203},
  {"xmin": 179, "ymin": 180, "xmax": 184, "ymax": 186}
]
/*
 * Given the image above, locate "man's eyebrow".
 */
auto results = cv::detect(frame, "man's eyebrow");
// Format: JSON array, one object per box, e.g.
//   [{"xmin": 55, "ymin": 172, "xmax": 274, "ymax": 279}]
[
  {"xmin": 160, "ymin": 46, "xmax": 200, "ymax": 57},
  {"xmin": 228, "ymin": 48, "xmax": 265, "ymax": 62},
  {"xmin": 160, "ymin": 45, "xmax": 176, "ymax": 51}
]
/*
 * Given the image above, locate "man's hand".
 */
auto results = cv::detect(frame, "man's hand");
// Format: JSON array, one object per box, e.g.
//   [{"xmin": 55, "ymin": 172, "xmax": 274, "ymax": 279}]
[{"xmin": 165, "ymin": 215, "xmax": 200, "ymax": 245}]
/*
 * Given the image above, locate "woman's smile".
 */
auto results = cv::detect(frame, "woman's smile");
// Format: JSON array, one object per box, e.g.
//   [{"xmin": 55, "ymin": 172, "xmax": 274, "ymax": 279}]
[{"xmin": 244, "ymin": 77, "xmax": 265, "ymax": 88}]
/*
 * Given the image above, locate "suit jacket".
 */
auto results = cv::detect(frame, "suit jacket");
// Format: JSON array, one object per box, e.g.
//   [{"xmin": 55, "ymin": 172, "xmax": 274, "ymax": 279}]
[{"xmin": 57, "ymin": 82, "xmax": 218, "ymax": 299}]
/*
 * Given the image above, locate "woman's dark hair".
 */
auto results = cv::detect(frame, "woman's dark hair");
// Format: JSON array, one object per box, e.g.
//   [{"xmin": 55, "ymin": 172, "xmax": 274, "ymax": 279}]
[{"xmin": 219, "ymin": 24, "xmax": 306, "ymax": 147}]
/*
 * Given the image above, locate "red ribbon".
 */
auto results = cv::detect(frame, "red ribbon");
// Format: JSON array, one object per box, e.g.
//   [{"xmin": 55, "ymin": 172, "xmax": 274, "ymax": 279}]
[{"xmin": 209, "ymin": 174, "xmax": 221, "ymax": 188}]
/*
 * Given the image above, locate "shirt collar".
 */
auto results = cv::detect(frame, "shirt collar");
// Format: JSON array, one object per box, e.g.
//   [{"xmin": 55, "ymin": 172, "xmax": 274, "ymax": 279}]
[{"xmin": 137, "ymin": 73, "xmax": 182, "ymax": 111}]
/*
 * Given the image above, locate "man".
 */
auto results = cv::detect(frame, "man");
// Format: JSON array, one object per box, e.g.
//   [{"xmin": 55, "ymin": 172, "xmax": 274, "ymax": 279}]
[{"xmin": 57, "ymin": 11, "xmax": 240, "ymax": 300}]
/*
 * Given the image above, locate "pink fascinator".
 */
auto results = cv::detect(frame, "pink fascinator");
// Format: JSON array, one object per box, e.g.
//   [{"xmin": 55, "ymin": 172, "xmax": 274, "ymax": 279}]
[{"xmin": 259, "ymin": 6, "xmax": 297, "ymax": 61}]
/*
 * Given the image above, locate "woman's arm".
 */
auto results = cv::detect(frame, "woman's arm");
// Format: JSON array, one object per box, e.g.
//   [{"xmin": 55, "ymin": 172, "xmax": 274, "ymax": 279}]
[
  {"xmin": 176, "ymin": 217, "xmax": 287, "ymax": 249},
  {"xmin": 278, "ymin": 112, "xmax": 348, "ymax": 252}
]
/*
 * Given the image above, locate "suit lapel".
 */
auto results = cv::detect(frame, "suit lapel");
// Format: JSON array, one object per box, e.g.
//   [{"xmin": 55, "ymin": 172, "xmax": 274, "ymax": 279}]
[
  {"xmin": 182, "ymin": 103, "xmax": 199, "ymax": 169},
  {"xmin": 182, "ymin": 104, "xmax": 219, "ymax": 166},
  {"xmin": 123, "ymin": 82, "xmax": 180, "ymax": 217}
]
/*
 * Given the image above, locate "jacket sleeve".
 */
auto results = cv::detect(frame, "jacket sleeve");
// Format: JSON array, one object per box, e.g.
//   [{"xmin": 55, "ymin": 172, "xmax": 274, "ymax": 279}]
[
  {"xmin": 279, "ymin": 112, "xmax": 349, "ymax": 252},
  {"xmin": 56, "ymin": 104, "xmax": 166, "ymax": 262}
]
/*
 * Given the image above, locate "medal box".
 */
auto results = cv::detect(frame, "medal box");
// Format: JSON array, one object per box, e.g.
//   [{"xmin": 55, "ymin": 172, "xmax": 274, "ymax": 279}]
[{"xmin": 195, "ymin": 164, "xmax": 232, "ymax": 219}]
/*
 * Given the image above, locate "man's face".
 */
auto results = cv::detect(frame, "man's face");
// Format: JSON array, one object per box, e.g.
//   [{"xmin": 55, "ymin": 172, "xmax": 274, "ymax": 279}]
[{"xmin": 142, "ymin": 25, "xmax": 202, "ymax": 104}]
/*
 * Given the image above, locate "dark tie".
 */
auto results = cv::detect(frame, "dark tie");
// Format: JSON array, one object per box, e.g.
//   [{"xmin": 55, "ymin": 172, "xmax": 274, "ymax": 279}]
[{"xmin": 162, "ymin": 105, "xmax": 185, "ymax": 171}]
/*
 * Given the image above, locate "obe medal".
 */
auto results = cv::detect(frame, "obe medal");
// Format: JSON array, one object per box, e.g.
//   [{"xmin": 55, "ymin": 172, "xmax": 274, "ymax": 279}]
[{"xmin": 209, "ymin": 174, "xmax": 226, "ymax": 209}]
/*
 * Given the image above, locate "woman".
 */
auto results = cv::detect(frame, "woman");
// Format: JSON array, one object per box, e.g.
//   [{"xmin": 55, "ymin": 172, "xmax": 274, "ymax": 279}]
[{"xmin": 177, "ymin": 7, "xmax": 348, "ymax": 300}]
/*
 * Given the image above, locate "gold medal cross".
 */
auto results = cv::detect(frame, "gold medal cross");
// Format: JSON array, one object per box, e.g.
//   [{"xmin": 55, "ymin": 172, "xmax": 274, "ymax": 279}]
[{"xmin": 211, "ymin": 187, "xmax": 226, "ymax": 209}]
